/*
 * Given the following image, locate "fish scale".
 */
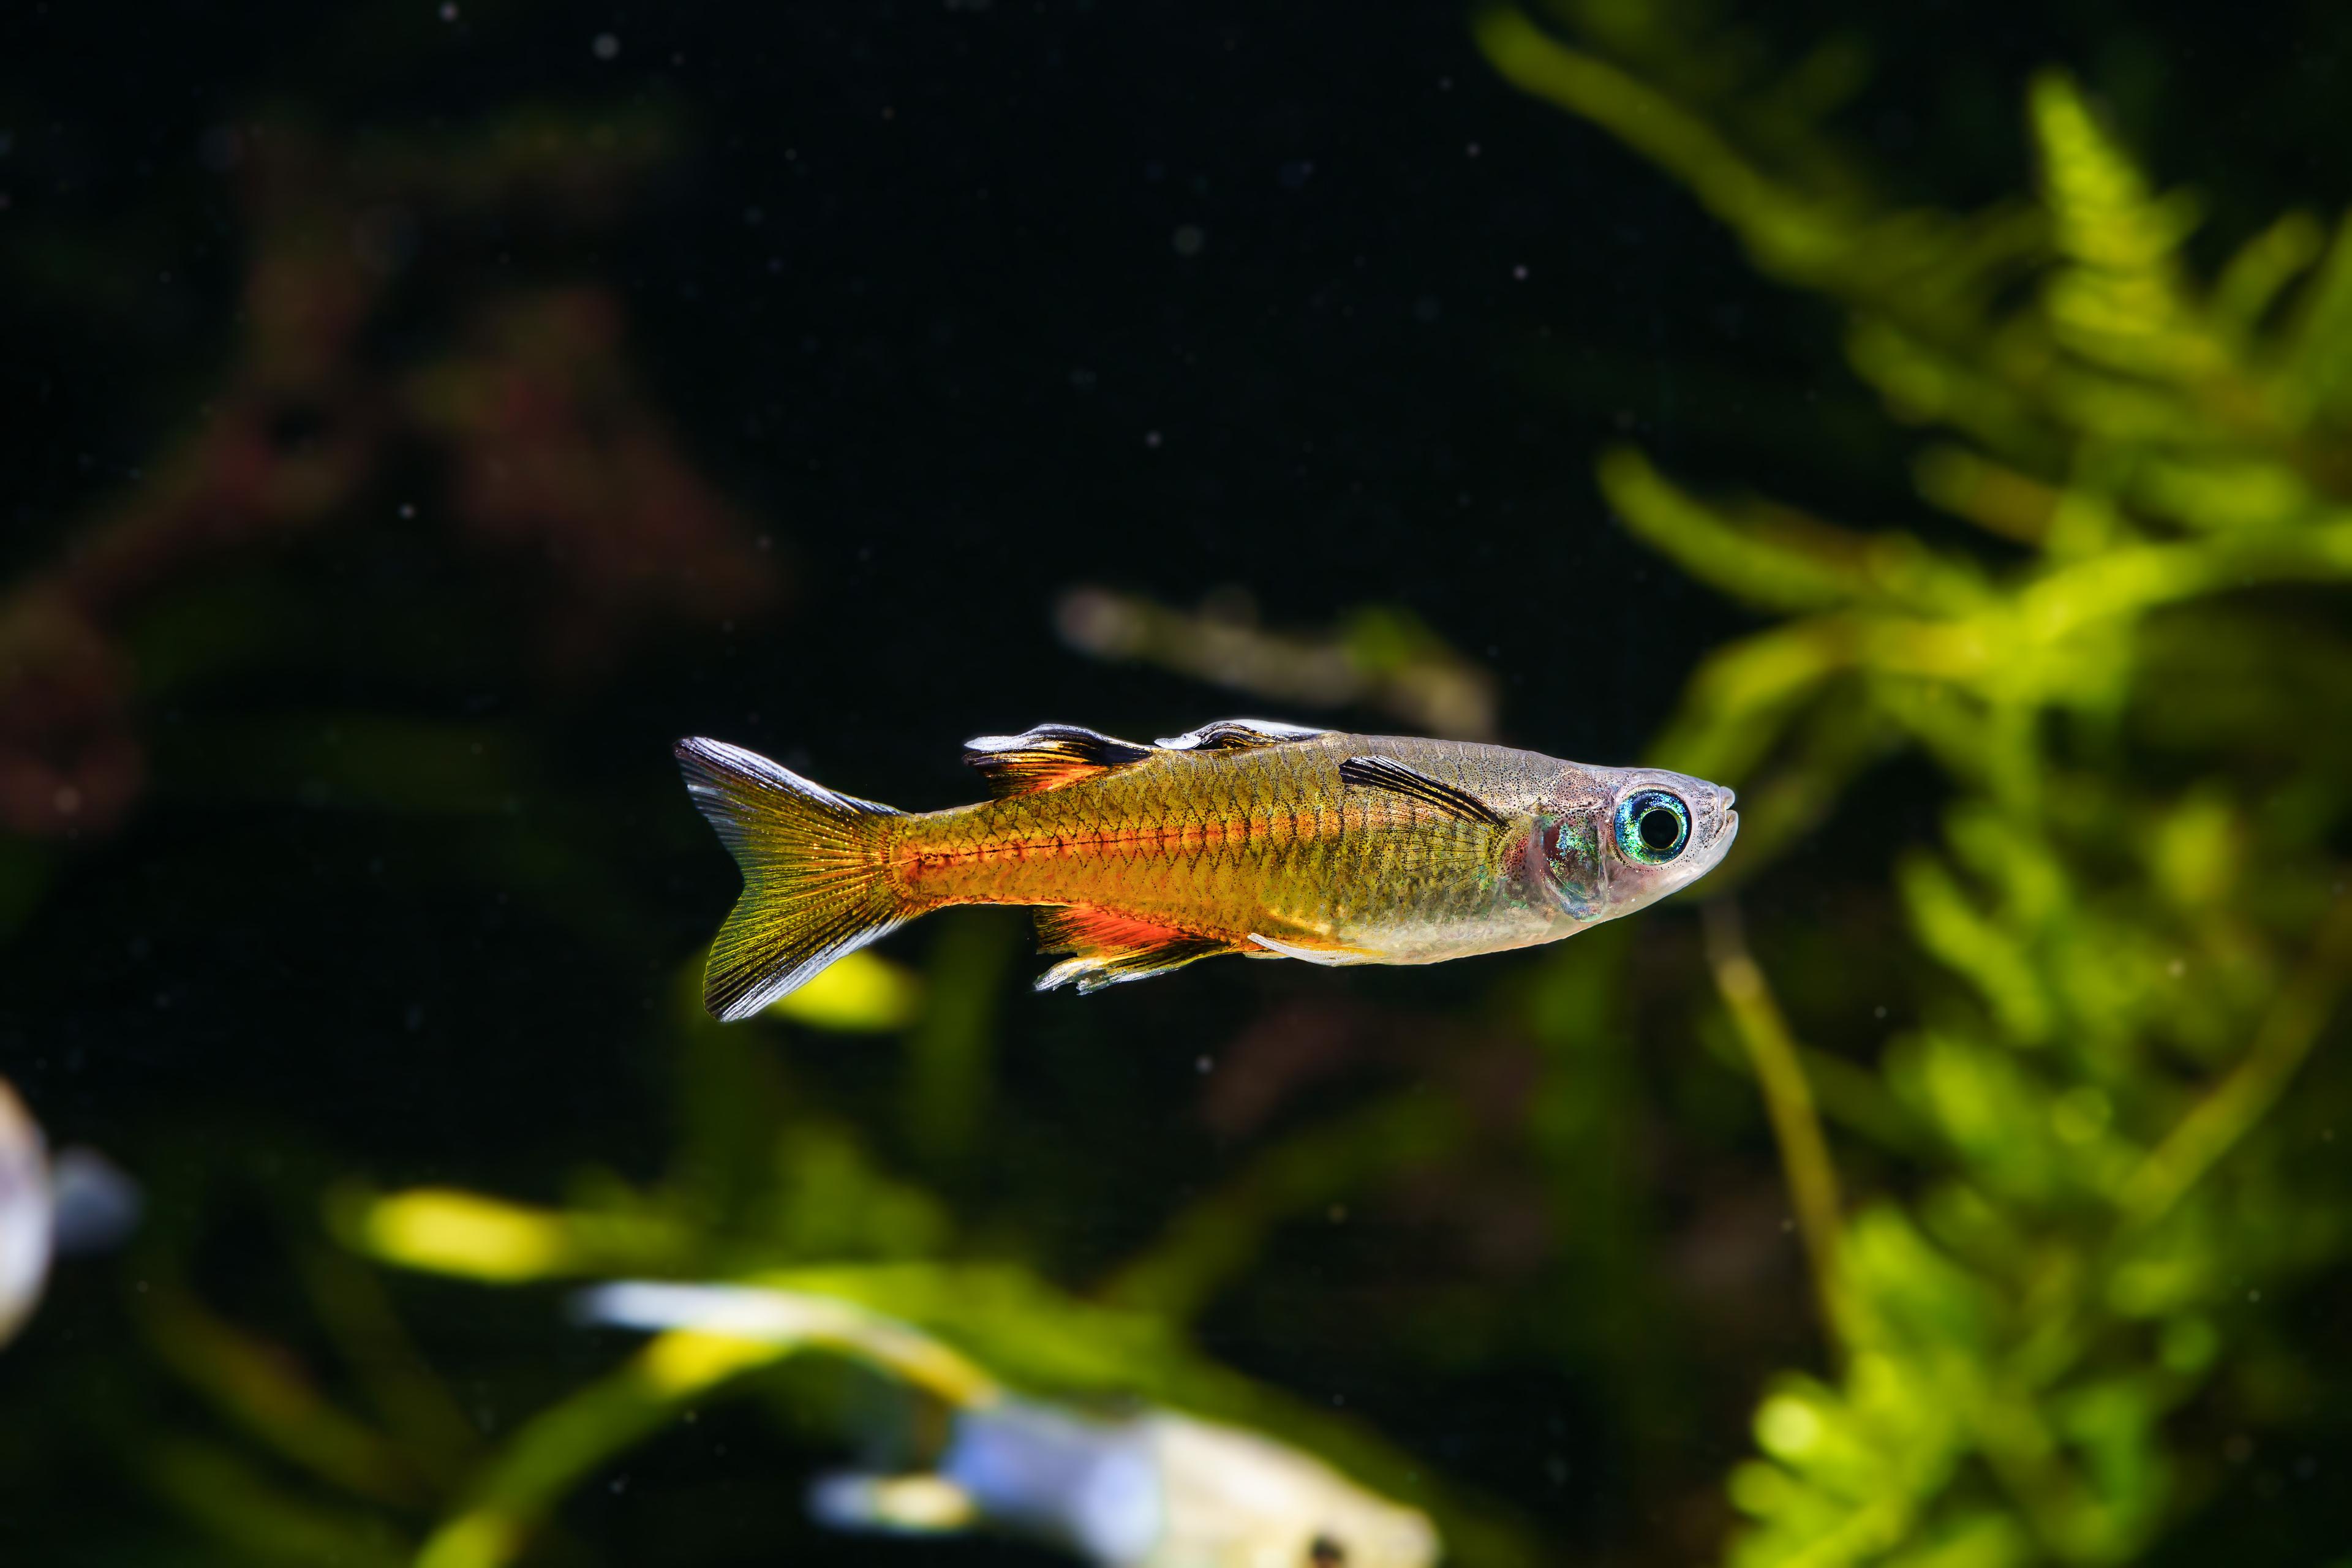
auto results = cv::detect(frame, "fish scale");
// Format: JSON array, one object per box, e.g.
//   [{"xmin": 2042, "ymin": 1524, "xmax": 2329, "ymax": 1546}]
[{"xmin": 675, "ymin": 720, "xmax": 1737, "ymax": 1017}]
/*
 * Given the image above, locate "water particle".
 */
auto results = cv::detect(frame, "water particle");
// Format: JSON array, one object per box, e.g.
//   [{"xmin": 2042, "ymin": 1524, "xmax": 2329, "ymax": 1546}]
[
  {"xmin": 1144, "ymin": 430, "xmax": 1162, "ymax": 448},
  {"xmin": 592, "ymin": 32, "xmax": 619, "ymax": 59},
  {"xmin": 1874, "ymin": 1005, "xmax": 1888, "ymax": 1019},
  {"xmin": 398, "ymin": 501, "xmax": 417, "ymax": 519},
  {"xmin": 438, "ymin": 1, "xmax": 457, "ymax": 17},
  {"xmin": 1512, "ymin": 263, "xmax": 1528, "ymax": 280},
  {"xmin": 1466, "ymin": 141, "xmax": 1482, "ymax": 157},
  {"xmin": 1327, "ymin": 1204, "xmax": 1348, "ymax": 1223},
  {"xmin": 1172, "ymin": 224, "xmax": 1205, "ymax": 257},
  {"xmin": 1195, "ymin": 1055, "xmax": 1213, "ymax": 1074}
]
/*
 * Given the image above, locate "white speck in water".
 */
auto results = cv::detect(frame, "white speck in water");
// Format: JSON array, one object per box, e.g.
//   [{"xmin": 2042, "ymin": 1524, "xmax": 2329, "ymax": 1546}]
[
  {"xmin": 1172, "ymin": 224, "xmax": 1205, "ymax": 257},
  {"xmin": 1512, "ymin": 263, "xmax": 1528, "ymax": 280},
  {"xmin": 1195, "ymin": 1055, "xmax": 1212, "ymax": 1074},
  {"xmin": 438, "ymin": 1, "xmax": 457, "ymax": 18},
  {"xmin": 2168, "ymin": 957, "xmax": 2187, "ymax": 978},
  {"xmin": 592, "ymin": 32, "xmax": 619, "ymax": 59},
  {"xmin": 1874, "ymin": 1005, "xmax": 1888, "ymax": 1019},
  {"xmin": 1144, "ymin": 430, "xmax": 1162, "ymax": 448},
  {"xmin": 398, "ymin": 502, "xmax": 416, "ymax": 519},
  {"xmin": 1466, "ymin": 141, "xmax": 1481, "ymax": 157},
  {"xmin": 1327, "ymin": 1204, "xmax": 1348, "ymax": 1224},
  {"xmin": 2248, "ymin": 1289, "xmax": 2261, "ymax": 1303}
]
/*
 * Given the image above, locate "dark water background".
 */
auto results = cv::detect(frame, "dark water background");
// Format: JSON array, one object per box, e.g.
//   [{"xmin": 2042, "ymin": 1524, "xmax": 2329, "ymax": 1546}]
[{"xmin": 4, "ymin": 2, "xmax": 2350, "ymax": 1564}]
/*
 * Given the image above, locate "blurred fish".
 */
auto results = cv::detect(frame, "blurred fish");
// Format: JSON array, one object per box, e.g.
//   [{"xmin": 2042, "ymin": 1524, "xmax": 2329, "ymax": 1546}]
[
  {"xmin": 677, "ymin": 719, "xmax": 1737, "ymax": 1018},
  {"xmin": 0, "ymin": 1077, "xmax": 141, "ymax": 1346},
  {"xmin": 581, "ymin": 1281, "xmax": 1439, "ymax": 1568}
]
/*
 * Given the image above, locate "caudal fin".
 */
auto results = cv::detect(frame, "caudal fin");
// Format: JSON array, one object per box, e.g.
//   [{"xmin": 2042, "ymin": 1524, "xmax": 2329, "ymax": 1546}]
[{"xmin": 675, "ymin": 737, "xmax": 908, "ymax": 1020}]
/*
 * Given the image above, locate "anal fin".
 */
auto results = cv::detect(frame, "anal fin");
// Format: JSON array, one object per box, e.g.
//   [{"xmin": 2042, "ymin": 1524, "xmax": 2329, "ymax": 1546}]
[{"xmin": 1034, "ymin": 907, "xmax": 1235, "ymax": 993}]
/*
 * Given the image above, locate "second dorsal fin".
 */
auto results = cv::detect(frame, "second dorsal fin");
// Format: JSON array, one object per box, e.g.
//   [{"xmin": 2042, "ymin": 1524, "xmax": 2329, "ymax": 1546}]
[{"xmin": 962, "ymin": 724, "xmax": 1156, "ymax": 797}]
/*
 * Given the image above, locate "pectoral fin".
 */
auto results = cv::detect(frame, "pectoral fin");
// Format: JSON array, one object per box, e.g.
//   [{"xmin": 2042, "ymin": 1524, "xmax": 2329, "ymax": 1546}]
[
  {"xmin": 1336, "ymin": 755, "xmax": 1509, "ymax": 826},
  {"xmin": 1035, "ymin": 907, "xmax": 1237, "ymax": 993}
]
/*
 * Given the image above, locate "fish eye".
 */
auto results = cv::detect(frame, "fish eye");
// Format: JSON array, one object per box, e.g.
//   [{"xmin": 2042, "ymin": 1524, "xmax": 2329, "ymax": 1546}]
[
  {"xmin": 1614, "ymin": 790, "xmax": 1691, "ymax": 865},
  {"xmin": 1308, "ymin": 1535, "xmax": 1348, "ymax": 1567}
]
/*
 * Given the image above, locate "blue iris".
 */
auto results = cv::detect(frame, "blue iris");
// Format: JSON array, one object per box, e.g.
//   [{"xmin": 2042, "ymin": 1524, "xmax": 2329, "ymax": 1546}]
[{"xmin": 1614, "ymin": 790, "xmax": 1691, "ymax": 864}]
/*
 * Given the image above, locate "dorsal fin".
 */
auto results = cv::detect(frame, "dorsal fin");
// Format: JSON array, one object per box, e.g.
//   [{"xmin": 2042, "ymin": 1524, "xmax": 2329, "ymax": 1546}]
[
  {"xmin": 1033, "ymin": 907, "xmax": 1237, "ymax": 993},
  {"xmin": 962, "ymin": 725, "xmax": 1156, "ymax": 797},
  {"xmin": 1336, "ymin": 754, "xmax": 1509, "ymax": 827},
  {"xmin": 1154, "ymin": 718, "xmax": 1330, "ymax": 753}
]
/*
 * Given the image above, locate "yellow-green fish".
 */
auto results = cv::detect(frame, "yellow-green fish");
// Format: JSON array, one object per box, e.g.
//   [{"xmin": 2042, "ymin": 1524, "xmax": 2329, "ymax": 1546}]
[{"xmin": 677, "ymin": 718, "xmax": 1737, "ymax": 1020}]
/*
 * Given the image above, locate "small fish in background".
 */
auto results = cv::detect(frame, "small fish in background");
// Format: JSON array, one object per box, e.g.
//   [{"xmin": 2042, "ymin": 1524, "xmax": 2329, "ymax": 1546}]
[
  {"xmin": 0, "ymin": 1077, "xmax": 142, "ymax": 1347},
  {"xmin": 677, "ymin": 719, "xmax": 1737, "ymax": 1018},
  {"xmin": 580, "ymin": 1281, "xmax": 1438, "ymax": 1568},
  {"xmin": 1054, "ymin": 587, "xmax": 1499, "ymax": 742}
]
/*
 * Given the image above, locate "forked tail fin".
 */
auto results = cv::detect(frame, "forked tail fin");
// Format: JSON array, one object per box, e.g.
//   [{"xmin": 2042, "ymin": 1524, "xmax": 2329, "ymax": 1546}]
[{"xmin": 675, "ymin": 737, "xmax": 909, "ymax": 1020}]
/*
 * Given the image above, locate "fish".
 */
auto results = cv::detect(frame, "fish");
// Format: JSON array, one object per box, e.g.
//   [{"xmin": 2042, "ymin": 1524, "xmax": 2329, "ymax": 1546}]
[
  {"xmin": 0, "ymin": 1077, "xmax": 141, "ymax": 1348},
  {"xmin": 813, "ymin": 1396, "xmax": 1441, "ymax": 1568},
  {"xmin": 676, "ymin": 718, "xmax": 1738, "ymax": 1020},
  {"xmin": 579, "ymin": 1280, "xmax": 1439, "ymax": 1568}
]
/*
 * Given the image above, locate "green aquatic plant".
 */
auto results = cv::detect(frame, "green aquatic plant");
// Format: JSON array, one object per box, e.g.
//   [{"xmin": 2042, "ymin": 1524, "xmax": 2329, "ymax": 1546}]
[{"xmin": 1482, "ymin": 10, "xmax": 2352, "ymax": 1565}]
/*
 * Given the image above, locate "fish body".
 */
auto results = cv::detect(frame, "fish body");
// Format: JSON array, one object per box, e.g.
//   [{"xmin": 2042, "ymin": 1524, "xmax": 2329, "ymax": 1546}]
[
  {"xmin": 678, "ymin": 718, "xmax": 1736, "ymax": 1019},
  {"xmin": 0, "ymin": 1082, "xmax": 51, "ymax": 1346},
  {"xmin": 579, "ymin": 1280, "xmax": 1436, "ymax": 1568},
  {"xmin": 821, "ymin": 1398, "xmax": 1439, "ymax": 1568},
  {"xmin": 0, "ymin": 1078, "xmax": 140, "ymax": 1348}
]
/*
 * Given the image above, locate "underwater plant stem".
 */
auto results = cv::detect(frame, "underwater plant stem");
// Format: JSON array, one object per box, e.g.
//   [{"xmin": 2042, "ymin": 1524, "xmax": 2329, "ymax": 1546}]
[
  {"xmin": 2120, "ymin": 886, "xmax": 2352, "ymax": 1228},
  {"xmin": 1703, "ymin": 902, "xmax": 1846, "ymax": 1338}
]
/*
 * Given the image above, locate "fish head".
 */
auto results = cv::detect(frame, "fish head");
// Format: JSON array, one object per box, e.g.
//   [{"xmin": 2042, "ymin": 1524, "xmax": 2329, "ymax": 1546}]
[
  {"xmin": 1145, "ymin": 1413, "xmax": 1439, "ymax": 1568},
  {"xmin": 1531, "ymin": 765, "xmax": 1737, "ymax": 922},
  {"xmin": 1275, "ymin": 1501, "xmax": 1442, "ymax": 1568}
]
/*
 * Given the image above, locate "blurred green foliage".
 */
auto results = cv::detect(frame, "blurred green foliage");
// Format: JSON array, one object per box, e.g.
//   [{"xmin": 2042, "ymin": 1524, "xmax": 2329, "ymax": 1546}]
[{"xmin": 1483, "ymin": 7, "xmax": 2352, "ymax": 1565}]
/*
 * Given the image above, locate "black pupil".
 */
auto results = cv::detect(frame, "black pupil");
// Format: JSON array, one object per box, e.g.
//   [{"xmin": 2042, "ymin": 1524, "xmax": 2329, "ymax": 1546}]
[
  {"xmin": 1309, "ymin": 1537, "xmax": 1347, "ymax": 1566},
  {"xmin": 1638, "ymin": 806, "xmax": 1682, "ymax": 851}
]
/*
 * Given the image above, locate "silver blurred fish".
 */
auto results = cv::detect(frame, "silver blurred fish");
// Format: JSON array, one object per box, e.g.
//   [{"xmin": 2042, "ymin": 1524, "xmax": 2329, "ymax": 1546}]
[
  {"xmin": 0, "ymin": 1077, "xmax": 141, "ymax": 1347},
  {"xmin": 581, "ymin": 1281, "xmax": 1438, "ymax": 1568}
]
